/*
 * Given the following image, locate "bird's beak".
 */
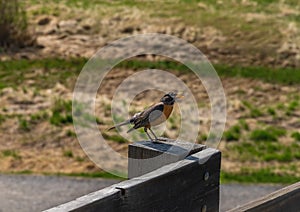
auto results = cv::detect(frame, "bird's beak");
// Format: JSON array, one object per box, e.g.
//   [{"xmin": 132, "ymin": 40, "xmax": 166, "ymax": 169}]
[{"xmin": 175, "ymin": 92, "xmax": 184, "ymax": 101}]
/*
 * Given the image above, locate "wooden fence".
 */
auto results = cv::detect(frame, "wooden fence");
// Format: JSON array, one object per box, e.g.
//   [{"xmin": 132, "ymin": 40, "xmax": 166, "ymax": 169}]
[
  {"xmin": 46, "ymin": 140, "xmax": 300, "ymax": 212},
  {"xmin": 46, "ymin": 140, "xmax": 221, "ymax": 211}
]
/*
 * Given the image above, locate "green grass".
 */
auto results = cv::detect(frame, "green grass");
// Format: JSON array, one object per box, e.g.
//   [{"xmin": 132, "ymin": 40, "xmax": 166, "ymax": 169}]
[
  {"xmin": 287, "ymin": 101, "xmax": 299, "ymax": 111},
  {"xmin": 63, "ymin": 150, "xmax": 73, "ymax": 158},
  {"xmin": 0, "ymin": 58, "xmax": 300, "ymax": 93},
  {"xmin": 250, "ymin": 129, "xmax": 278, "ymax": 142},
  {"xmin": 276, "ymin": 103, "xmax": 285, "ymax": 110},
  {"xmin": 267, "ymin": 126, "xmax": 287, "ymax": 137},
  {"xmin": 221, "ymin": 168, "xmax": 300, "ymax": 184},
  {"xmin": 0, "ymin": 58, "xmax": 86, "ymax": 90},
  {"xmin": 198, "ymin": 133, "xmax": 208, "ymax": 143},
  {"xmin": 75, "ymin": 156, "xmax": 85, "ymax": 162},
  {"xmin": 30, "ymin": 111, "xmax": 49, "ymax": 124},
  {"xmin": 250, "ymin": 126, "xmax": 286, "ymax": 142},
  {"xmin": 215, "ymin": 64, "xmax": 300, "ymax": 85},
  {"xmin": 228, "ymin": 141, "xmax": 300, "ymax": 162},
  {"xmin": 50, "ymin": 99, "xmax": 73, "ymax": 126},
  {"xmin": 66, "ymin": 129, "xmax": 76, "ymax": 137},
  {"xmin": 267, "ymin": 107, "xmax": 276, "ymax": 116},
  {"xmin": 73, "ymin": 102, "xmax": 103, "ymax": 126},
  {"xmin": 117, "ymin": 59, "xmax": 300, "ymax": 85},
  {"xmin": 2, "ymin": 150, "xmax": 21, "ymax": 159},
  {"xmin": 242, "ymin": 101, "xmax": 263, "ymax": 118},
  {"xmin": 223, "ymin": 125, "xmax": 240, "ymax": 141},
  {"xmin": 0, "ymin": 114, "xmax": 6, "ymax": 125},
  {"xmin": 286, "ymin": 100, "xmax": 299, "ymax": 116},
  {"xmin": 291, "ymin": 132, "xmax": 300, "ymax": 142},
  {"xmin": 117, "ymin": 60, "xmax": 300, "ymax": 85},
  {"xmin": 239, "ymin": 119, "xmax": 249, "ymax": 131},
  {"xmin": 18, "ymin": 118, "xmax": 30, "ymax": 132}
]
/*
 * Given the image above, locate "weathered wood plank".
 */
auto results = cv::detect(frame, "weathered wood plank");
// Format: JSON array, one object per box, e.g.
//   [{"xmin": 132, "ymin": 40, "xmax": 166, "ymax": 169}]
[
  {"xmin": 228, "ymin": 181, "xmax": 300, "ymax": 212},
  {"xmin": 128, "ymin": 140, "xmax": 206, "ymax": 178}
]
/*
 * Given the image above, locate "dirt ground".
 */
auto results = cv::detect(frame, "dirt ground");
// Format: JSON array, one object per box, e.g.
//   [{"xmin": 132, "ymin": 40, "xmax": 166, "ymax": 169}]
[
  {"xmin": 0, "ymin": 66, "xmax": 299, "ymax": 176},
  {"xmin": 2, "ymin": 1, "xmax": 300, "ymax": 68}
]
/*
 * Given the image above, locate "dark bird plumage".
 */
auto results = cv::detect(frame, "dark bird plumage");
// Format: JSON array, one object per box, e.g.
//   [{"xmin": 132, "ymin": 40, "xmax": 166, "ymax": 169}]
[{"xmin": 108, "ymin": 91, "xmax": 184, "ymax": 141}]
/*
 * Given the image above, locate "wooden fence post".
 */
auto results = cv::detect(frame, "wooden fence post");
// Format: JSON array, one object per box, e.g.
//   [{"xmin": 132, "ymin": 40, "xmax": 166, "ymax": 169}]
[{"xmin": 128, "ymin": 139, "xmax": 206, "ymax": 178}]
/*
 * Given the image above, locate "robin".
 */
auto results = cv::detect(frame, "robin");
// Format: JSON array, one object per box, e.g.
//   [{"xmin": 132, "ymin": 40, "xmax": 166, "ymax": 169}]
[{"xmin": 108, "ymin": 91, "xmax": 184, "ymax": 141}]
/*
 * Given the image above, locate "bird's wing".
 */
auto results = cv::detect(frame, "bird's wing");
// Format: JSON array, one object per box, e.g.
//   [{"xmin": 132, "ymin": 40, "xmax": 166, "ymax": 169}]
[{"xmin": 133, "ymin": 102, "xmax": 164, "ymax": 128}]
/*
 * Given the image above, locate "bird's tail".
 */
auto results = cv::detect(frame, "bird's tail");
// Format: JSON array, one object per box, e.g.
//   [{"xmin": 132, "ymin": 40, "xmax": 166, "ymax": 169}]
[
  {"xmin": 107, "ymin": 120, "xmax": 130, "ymax": 131},
  {"xmin": 127, "ymin": 127, "xmax": 136, "ymax": 133}
]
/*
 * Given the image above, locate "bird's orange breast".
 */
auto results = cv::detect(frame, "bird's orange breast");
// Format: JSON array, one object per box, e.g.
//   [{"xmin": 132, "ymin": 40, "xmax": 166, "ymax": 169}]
[
  {"xmin": 163, "ymin": 104, "xmax": 173, "ymax": 120},
  {"xmin": 150, "ymin": 104, "xmax": 173, "ymax": 126}
]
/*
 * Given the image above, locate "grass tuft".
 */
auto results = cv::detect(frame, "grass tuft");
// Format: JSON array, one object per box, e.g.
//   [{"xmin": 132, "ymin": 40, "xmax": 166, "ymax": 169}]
[
  {"xmin": 2, "ymin": 149, "xmax": 21, "ymax": 159},
  {"xmin": 18, "ymin": 118, "xmax": 30, "ymax": 132},
  {"xmin": 63, "ymin": 150, "xmax": 73, "ymax": 158},
  {"xmin": 291, "ymin": 132, "xmax": 300, "ymax": 142},
  {"xmin": 250, "ymin": 129, "xmax": 278, "ymax": 142},
  {"xmin": 224, "ymin": 125, "xmax": 240, "ymax": 141},
  {"xmin": 50, "ymin": 99, "xmax": 73, "ymax": 126}
]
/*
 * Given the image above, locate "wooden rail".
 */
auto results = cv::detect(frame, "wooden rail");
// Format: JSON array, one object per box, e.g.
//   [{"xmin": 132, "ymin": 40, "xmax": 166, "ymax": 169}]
[
  {"xmin": 45, "ymin": 140, "xmax": 221, "ymax": 212},
  {"xmin": 228, "ymin": 181, "xmax": 300, "ymax": 212},
  {"xmin": 45, "ymin": 140, "xmax": 300, "ymax": 212}
]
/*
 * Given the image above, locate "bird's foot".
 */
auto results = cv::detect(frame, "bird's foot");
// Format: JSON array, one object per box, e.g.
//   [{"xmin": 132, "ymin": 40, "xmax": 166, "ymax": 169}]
[
  {"xmin": 149, "ymin": 138, "xmax": 159, "ymax": 143},
  {"xmin": 157, "ymin": 137, "xmax": 168, "ymax": 141}
]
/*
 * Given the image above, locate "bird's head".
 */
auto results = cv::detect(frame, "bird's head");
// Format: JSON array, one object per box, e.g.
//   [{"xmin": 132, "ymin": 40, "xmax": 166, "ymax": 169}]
[{"xmin": 160, "ymin": 91, "xmax": 184, "ymax": 105}]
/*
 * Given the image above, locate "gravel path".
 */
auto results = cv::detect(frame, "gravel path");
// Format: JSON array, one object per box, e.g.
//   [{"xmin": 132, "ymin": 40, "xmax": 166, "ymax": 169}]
[
  {"xmin": 220, "ymin": 183, "xmax": 283, "ymax": 211},
  {"xmin": 0, "ymin": 174, "xmax": 284, "ymax": 212},
  {"xmin": 0, "ymin": 174, "xmax": 120, "ymax": 212}
]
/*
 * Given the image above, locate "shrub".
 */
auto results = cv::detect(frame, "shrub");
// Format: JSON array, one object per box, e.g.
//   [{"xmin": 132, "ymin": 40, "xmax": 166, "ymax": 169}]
[{"xmin": 0, "ymin": 0, "xmax": 34, "ymax": 48}]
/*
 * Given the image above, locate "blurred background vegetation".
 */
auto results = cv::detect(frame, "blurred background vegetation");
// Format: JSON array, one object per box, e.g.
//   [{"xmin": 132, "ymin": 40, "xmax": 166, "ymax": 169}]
[{"xmin": 0, "ymin": 0, "xmax": 299, "ymax": 184}]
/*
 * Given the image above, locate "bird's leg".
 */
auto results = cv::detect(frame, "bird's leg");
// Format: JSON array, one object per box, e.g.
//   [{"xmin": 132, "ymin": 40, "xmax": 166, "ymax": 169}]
[
  {"xmin": 149, "ymin": 128, "xmax": 158, "ymax": 141},
  {"xmin": 144, "ymin": 127, "xmax": 154, "ymax": 142}
]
